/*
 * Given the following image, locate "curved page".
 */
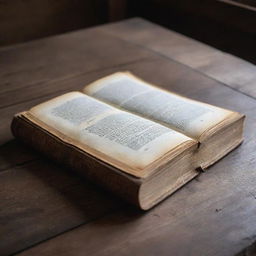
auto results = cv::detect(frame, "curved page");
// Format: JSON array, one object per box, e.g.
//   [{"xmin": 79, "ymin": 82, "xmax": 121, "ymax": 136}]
[{"xmin": 83, "ymin": 72, "xmax": 232, "ymax": 139}]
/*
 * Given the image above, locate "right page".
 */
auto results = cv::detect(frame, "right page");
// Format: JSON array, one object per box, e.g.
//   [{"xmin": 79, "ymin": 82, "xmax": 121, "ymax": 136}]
[{"xmin": 83, "ymin": 72, "xmax": 234, "ymax": 140}]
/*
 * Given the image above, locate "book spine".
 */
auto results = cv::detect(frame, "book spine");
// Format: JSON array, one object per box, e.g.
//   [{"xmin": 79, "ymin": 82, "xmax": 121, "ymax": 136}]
[{"xmin": 11, "ymin": 115, "xmax": 142, "ymax": 208}]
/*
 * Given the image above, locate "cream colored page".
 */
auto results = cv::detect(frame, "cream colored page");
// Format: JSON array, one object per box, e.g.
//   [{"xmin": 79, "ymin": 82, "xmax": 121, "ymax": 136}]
[
  {"xmin": 83, "ymin": 72, "xmax": 232, "ymax": 139},
  {"xmin": 30, "ymin": 92, "xmax": 192, "ymax": 169}
]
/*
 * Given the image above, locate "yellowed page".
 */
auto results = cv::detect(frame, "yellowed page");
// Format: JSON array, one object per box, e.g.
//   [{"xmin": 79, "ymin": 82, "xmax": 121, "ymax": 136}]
[
  {"xmin": 30, "ymin": 92, "xmax": 193, "ymax": 170},
  {"xmin": 83, "ymin": 72, "xmax": 233, "ymax": 139}
]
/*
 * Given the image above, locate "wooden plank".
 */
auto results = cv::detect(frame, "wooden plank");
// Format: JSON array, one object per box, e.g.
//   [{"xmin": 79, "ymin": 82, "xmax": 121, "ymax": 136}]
[
  {"xmin": 101, "ymin": 18, "xmax": 256, "ymax": 98},
  {"xmin": 0, "ymin": 27, "xmax": 151, "ymax": 96},
  {"xmin": 0, "ymin": 57, "xmax": 152, "ymax": 110},
  {"xmin": 16, "ymin": 185, "xmax": 256, "ymax": 256},
  {"xmin": 15, "ymin": 64, "xmax": 256, "ymax": 256},
  {"xmin": 0, "ymin": 159, "xmax": 122, "ymax": 256}
]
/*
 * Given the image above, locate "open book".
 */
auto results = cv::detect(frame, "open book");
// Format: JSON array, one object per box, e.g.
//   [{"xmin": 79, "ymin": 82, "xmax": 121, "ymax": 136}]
[{"xmin": 11, "ymin": 72, "xmax": 245, "ymax": 210}]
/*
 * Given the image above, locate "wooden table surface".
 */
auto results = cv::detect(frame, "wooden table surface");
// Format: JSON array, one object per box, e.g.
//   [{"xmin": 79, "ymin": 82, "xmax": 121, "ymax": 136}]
[{"xmin": 1, "ymin": 18, "xmax": 256, "ymax": 256}]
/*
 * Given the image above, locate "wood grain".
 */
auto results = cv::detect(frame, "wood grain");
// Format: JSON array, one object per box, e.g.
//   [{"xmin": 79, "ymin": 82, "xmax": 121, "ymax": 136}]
[
  {"xmin": 101, "ymin": 18, "xmax": 256, "ymax": 98},
  {"xmin": 1, "ymin": 18, "xmax": 256, "ymax": 256},
  {"xmin": 0, "ymin": 159, "xmax": 122, "ymax": 256},
  {"xmin": 0, "ymin": 28, "xmax": 151, "ymax": 95}
]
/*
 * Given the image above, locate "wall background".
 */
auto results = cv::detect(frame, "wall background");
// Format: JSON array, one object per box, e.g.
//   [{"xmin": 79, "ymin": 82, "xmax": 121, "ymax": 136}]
[{"xmin": 1, "ymin": 0, "xmax": 255, "ymax": 64}]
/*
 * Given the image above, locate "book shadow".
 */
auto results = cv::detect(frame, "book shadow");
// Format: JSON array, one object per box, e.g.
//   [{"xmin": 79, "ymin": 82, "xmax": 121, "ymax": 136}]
[
  {"xmin": 1, "ymin": 139, "xmax": 146, "ymax": 255},
  {"xmin": 0, "ymin": 139, "xmax": 38, "ymax": 171},
  {"xmin": 1, "ymin": 138, "xmax": 144, "ymax": 220}
]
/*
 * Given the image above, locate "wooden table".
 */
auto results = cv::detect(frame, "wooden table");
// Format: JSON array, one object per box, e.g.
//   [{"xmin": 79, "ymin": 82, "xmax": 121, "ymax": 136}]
[{"xmin": 1, "ymin": 18, "xmax": 256, "ymax": 256}]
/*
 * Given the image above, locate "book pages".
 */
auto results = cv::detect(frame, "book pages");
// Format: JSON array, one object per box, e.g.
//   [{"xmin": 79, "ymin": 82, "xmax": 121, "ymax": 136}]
[
  {"xmin": 30, "ymin": 92, "xmax": 193, "ymax": 170},
  {"xmin": 84, "ymin": 72, "xmax": 232, "ymax": 139}
]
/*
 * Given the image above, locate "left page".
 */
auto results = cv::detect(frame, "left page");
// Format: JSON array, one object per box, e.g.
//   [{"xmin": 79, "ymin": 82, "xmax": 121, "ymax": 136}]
[{"xmin": 29, "ymin": 92, "xmax": 194, "ymax": 174}]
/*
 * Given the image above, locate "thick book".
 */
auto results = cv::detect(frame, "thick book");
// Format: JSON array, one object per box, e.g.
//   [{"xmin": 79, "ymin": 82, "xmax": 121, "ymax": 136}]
[{"xmin": 11, "ymin": 72, "xmax": 245, "ymax": 210}]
